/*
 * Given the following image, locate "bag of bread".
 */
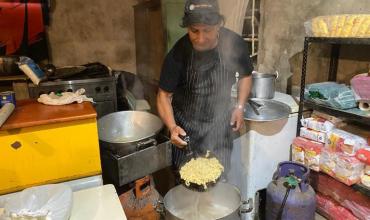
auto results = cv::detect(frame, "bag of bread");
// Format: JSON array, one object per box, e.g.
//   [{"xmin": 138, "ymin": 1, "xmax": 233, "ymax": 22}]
[
  {"xmin": 320, "ymin": 148, "xmax": 337, "ymax": 177},
  {"xmin": 327, "ymin": 129, "xmax": 367, "ymax": 156},
  {"xmin": 292, "ymin": 137, "xmax": 305, "ymax": 164},
  {"xmin": 334, "ymin": 153, "xmax": 365, "ymax": 186}
]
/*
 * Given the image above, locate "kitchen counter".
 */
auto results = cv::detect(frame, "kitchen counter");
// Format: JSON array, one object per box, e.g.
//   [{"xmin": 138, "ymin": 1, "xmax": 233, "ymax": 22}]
[
  {"xmin": 70, "ymin": 184, "xmax": 127, "ymax": 220},
  {"xmin": 0, "ymin": 184, "xmax": 127, "ymax": 220},
  {"xmin": 0, "ymin": 99, "xmax": 96, "ymax": 130}
]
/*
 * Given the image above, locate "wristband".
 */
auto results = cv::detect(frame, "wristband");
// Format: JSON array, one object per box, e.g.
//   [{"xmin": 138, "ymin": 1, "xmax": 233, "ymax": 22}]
[{"xmin": 235, "ymin": 104, "xmax": 244, "ymax": 110}]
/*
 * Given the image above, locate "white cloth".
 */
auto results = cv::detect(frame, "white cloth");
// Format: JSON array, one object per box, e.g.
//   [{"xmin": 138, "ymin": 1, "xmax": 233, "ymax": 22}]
[{"xmin": 37, "ymin": 89, "xmax": 93, "ymax": 106}]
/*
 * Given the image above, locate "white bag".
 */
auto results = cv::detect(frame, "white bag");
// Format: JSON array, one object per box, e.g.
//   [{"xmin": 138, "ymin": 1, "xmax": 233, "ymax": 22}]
[{"xmin": 1, "ymin": 184, "xmax": 72, "ymax": 220}]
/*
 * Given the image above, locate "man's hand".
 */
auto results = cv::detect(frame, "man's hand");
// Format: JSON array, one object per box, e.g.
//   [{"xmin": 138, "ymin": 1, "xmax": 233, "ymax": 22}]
[
  {"xmin": 170, "ymin": 125, "xmax": 188, "ymax": 147},
  {"xmin": 230, "ymin": 108, "xmax": 244, "ymax": 131}
]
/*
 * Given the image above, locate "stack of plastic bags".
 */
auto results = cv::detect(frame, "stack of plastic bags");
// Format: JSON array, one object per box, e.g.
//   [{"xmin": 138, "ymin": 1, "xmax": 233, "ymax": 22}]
[{"xmin": 0, "ymin": 184, "xmax": 72, "ymax": 220}]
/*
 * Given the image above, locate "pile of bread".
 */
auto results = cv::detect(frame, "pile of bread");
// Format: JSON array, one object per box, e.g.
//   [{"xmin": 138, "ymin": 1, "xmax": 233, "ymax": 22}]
[{"xmin": 306, "ymin": 14, "xmax": 370, "ymax": 38}]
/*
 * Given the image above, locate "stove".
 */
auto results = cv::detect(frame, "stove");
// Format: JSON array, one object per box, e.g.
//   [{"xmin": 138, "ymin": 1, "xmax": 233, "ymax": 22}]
[
  {"xmin": 100, "ymin": 134, "xmax": 172, "ymax": 187},
  {"xmin": 28, "ymin": 63, "xmax": 117, "ymax": 117}
]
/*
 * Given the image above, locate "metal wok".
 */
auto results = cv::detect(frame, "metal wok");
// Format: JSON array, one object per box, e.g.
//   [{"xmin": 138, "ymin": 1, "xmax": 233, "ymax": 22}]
[{"xmin": 98, "ymin": 111, "xmax": 164, "ymax": 155}]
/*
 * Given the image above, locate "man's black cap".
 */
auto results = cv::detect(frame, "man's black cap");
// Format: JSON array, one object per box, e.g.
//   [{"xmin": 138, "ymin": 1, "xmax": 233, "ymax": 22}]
[{"xmin": 182, "ymin": 0, "xmax": 223, "ymax": 27}]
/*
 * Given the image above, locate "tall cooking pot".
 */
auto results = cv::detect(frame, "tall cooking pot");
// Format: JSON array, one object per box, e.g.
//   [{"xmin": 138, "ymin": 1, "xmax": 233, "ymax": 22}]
[
  {"xmin": 98, "ymin": 111, "xmax": 164, "ymax": 155},
  {"xmin": 251, "ymin": 71, "xmax": 278, "ymax": 99},
  {"xmin": 158, "ymin": 183, "xmax": 250, "ymax": 220}
]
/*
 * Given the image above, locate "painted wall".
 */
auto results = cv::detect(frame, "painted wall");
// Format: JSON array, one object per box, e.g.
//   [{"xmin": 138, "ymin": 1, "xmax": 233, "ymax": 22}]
[
  {"xmin": 257, "ymin": 0, "xmax": 370, "ymax": 94},
  {"xmin": 47, "ymin": 0, "xmax": 137, "ymax": 73}
]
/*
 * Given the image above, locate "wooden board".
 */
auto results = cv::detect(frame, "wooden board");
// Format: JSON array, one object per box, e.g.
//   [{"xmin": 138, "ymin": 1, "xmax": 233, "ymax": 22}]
[{"xmin": 0, "ymin": 99, "xmax": 97, "ymax": 130}]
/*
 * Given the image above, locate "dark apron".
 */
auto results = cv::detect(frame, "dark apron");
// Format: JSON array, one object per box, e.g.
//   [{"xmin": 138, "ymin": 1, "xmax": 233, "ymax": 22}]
[{"xmin": 171, "ymin": 47, "xmax": 235, "ymax": 174}]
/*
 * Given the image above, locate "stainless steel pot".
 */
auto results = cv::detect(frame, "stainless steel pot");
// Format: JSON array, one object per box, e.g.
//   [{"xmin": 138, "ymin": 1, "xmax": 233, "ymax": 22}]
[
  {"xmin": 97, "ymin": 111, "xmax": 164, "ymax": 155},
  {"xmin": 158, "ymin": 183, "xmax": 251, "ymax": 220},
  {"xmin": 251, "ymin": 71, "xmax": 278, "ymax": 99}
]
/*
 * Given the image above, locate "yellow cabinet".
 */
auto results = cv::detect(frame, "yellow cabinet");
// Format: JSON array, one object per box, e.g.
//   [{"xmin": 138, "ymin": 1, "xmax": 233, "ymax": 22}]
[{"xmin": 0, "ymin": 100, "xmax": 101, "ymax": 194}]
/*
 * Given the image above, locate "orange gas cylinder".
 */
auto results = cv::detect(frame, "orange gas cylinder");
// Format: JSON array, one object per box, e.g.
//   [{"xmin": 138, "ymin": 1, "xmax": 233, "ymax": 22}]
[{"xmin": 120, "ymin": 176, "xmax": 161, "ymax": 220}]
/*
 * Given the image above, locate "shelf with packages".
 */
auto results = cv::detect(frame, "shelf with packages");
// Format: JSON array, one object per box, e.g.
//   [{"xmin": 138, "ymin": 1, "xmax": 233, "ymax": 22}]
[
  {"xmin": 297, "ymin": 36, "xmax": 370, "ymax": 134},
  {"xmin": 304, "ymin": 100, "xmax": 370, "ymax": 126},
  {"xmin": 296, "ymin": 36, "xmax": 370, "ymax": 200},
  {"xmin": 310, "ymin": 169, "xmax": 370, "ymax": 198}
]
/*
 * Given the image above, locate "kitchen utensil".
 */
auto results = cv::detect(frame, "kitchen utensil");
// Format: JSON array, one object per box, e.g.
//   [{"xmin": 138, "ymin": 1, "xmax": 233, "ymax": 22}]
[
  {"xmin": 179, "ymin": 135, "xmax": 197, "ymax": 159},
  {"xmin": 98, "ymin": 111, "xmax": 164, "ymax": 155},
  {"xmin": 248, "ymin": 99, "xmax": 262, "ymax": 115},
  {"xmin": 244, "ymin": 98, "xmax": 291, "ymax": 121},
  {"xmin": 251, "ymin": 71, "xmax": 278, "ymax": 99},
  {"xmin": 178, "ymin": 137, "xmax": 223, "ymax": 192}
]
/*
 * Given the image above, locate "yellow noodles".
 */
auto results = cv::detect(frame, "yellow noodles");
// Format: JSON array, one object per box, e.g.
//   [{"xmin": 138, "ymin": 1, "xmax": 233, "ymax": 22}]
[{"xmin": 180, "ymin": 157, "xmax": 224, "ymax": 189}]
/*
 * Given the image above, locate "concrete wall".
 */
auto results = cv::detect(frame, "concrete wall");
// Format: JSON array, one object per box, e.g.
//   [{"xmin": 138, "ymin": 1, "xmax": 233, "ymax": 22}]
[
  {"xmin": 257, "ymin": 0, "xmax": 370, "ymax": 94},
  {"xmin": 47, "ymin": 0, "xmax": 137, "ymax": 73}
]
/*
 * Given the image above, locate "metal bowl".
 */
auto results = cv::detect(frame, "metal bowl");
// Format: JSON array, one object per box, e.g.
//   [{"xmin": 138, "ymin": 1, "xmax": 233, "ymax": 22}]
[
  {"xmin": 244, "ymin": 98, "xmax": 291, "ymax": 122},
  {"xmin": 98, "ymin": 111, "xmax": 163, "ymax": 144}
]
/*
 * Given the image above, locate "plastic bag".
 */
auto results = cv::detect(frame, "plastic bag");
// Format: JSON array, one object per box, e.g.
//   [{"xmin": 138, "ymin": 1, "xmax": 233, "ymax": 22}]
[
  {"xmin": 334, "ymin": 153, "xmax": 365, "ymax": 186},
  {"xmin": 327, "ymin": 129, "xmax": 367, "ymax": 156},
  {"xmin": 351, "ymin": 73, "xmax": 370, "ymax": 101},
  {"xmin": 313, "ymin": 172, "xmax": 370, "ymax": 220},
  {"xmin": 292, "ymin": 137, "xmax": 324, "ymax": 171},
  {"xmin": 305, "ymin": 82, "xmax": 357, "ymax": 109},
  {"xmin": 1, "ymin": 184, "xmax": 72, "ymax": 220},
  {"xmin": 316, "ymin": 193, "xmax": 359, "ymax": 220},
  {"xmin": 301, "ymin": 117, "xmax": 334, "ymax": 133}
]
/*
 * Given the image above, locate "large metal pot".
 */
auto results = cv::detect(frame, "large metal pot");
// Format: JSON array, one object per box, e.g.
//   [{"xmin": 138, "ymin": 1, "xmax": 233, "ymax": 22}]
[
  {"xmin": 158, "ymin": 183, "xmax": 250, "ymax": 220},
  {"xmin": 98, "ymin": 111, "xmax": 164, "ymax": 155},
  {"xmin": 251, "ymin": 71, "xmax": 278, "ymax": 99}
]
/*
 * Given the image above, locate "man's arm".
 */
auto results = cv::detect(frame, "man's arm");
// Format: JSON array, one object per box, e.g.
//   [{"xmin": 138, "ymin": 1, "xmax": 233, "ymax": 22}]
[
  {"xmin": 237, "ymin": 75, "xmax": 252, "ymax": 108},
  {"xmin": 157, "ymin": 88, "xmax": 187, "ymax": 146},
  {"xmin": 230, "ymin": 75, "xmax": 252, "ymax": 131}
]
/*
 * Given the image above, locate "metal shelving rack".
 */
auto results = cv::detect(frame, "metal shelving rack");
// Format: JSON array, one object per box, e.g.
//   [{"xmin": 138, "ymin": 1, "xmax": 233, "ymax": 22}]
[{"xmin": 296, "ymin": 36, "xmax": 370, "ymax": 196}]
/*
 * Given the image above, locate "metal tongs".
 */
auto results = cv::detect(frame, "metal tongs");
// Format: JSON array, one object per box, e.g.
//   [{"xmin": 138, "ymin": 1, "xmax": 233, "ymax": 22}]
[
  {"xmin": 181, "ymin": 135, "xmax": 198, "ymax": 159},
  {"xmin": 248, "ymin": 99, "xmax": 263, "ymax": 115}
]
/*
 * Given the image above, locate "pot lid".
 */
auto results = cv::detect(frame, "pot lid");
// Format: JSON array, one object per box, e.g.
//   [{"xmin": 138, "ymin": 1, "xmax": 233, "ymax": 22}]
[{"xmin": 244, "ymin": 98, "xmax": 291, "ymax": 121}]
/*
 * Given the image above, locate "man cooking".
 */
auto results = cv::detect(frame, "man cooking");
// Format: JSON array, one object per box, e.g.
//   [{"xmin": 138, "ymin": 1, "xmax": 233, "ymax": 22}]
[{"xmin": 157, "ymin": 0, "xmax": 253, "ymax": 176}]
